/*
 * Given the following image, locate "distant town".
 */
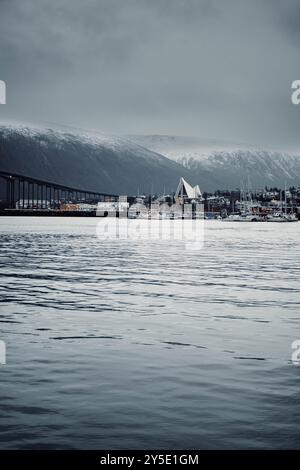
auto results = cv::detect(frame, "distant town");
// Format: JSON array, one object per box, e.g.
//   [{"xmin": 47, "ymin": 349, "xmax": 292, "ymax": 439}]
[{"xmin": 0, "ymin": 171, "xmax": 299, "ymax": 222}]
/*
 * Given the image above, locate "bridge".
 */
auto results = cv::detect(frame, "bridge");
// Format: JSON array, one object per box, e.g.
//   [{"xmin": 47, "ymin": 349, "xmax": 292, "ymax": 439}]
[{"xmin": 0, "ymin": 171, "xmax": 119, "ymax": 209}]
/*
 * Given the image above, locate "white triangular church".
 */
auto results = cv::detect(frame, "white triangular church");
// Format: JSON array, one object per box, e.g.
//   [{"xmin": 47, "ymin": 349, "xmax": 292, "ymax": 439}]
[{"xmin": 175, "ymin": 177, "xmax": 202, "ymax": 202}]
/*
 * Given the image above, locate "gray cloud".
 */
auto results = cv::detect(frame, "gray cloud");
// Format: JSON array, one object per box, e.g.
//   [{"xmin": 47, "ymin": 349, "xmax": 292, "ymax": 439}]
[{"xmin": 0, "ymin": 0, "xmax": 300, "ymax": 149}]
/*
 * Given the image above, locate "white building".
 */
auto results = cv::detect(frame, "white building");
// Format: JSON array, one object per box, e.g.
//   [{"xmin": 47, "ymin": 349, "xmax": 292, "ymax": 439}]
[
  {"xmin": 96, "ymin": 201, "xmax": 129, "ymax": 216},
  {"xmin": 16, "ymin": 199, "xmax": 50, "ymax": 209},
  {"xmin": 175, "ymin": 177, "xmax": 202, "ymax": 203}
]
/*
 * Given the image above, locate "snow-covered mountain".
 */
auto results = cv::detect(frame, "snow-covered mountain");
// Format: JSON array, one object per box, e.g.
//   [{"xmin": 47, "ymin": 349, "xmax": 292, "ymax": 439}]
[
  {"xmin": 129, "ymin": 135, "xmax": 300, "ymax": 190},
  {"xmin": 0, "ymin": 123, "xmax": 200, "ymax": 196},
  {"xmin": 1, "ymin": 125, "xmax": 299, "ymax": 195}
]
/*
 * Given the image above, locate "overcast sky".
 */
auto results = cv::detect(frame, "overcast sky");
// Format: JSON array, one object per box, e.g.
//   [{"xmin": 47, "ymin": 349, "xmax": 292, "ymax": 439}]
[{"xmin": 1, "ymin": 0, "xmax": 300, "ymax": 149}]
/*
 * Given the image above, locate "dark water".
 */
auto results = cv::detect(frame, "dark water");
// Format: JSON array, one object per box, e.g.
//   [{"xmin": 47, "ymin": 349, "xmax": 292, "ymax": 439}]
[{"xmin": 0, "ymin": 217, "xmax": 300, "ymax": 449}]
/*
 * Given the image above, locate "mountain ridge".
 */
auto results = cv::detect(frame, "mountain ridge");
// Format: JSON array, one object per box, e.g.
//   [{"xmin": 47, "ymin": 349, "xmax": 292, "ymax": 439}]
[
  {"xmin": 1, "ymin": 124, "xmax": 299, "ymax": 197},
  {"xmin": 128, "ymin": 135, "xmax": 300, "ymax": 190},
  {"xmin": 0, "ymin": 124, "xmax": 202, "ymax": 196}
]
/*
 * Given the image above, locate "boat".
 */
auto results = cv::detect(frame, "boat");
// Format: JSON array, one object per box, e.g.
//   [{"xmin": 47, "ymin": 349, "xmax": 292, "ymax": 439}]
[
  {"xmin": 266, "ymin": 187, "xmax": 298, "ymax": 222},
  {"xmin": 222, "ymin": 189, "xmax": 265, "ymax": 222},
  {"xmin": 266, "ymin": 212, "xmax": 298, "ymax": 222},
  {"xmin": 222, "ymin": 185, "xmax": 298, "ymax": 222},
  {"xmin": 223, "ymin": 213, "xmax": 263, "ymax": 222}
]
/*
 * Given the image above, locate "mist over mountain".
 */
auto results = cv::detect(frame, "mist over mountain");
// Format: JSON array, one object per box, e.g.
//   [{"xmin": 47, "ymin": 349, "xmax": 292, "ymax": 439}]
[
  {"xmin": 129, "ymin": 135, "xmax": 300, "ymax": 190},
  {"xmin": 0, "ymin": 124, "xmax": 201, "ymax": 197}
]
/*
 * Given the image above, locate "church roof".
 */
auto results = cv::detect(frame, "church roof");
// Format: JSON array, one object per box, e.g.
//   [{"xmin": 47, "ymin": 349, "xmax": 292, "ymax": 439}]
[{"xmin": 175, "ymin": 177, "xmax": 202, "ymax": 199}]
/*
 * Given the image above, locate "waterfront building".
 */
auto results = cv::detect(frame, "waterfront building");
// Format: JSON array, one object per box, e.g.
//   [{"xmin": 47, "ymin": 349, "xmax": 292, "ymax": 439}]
[{"xmin": 174, "ymin": 177, "xmax": 202, "ymax": 204}]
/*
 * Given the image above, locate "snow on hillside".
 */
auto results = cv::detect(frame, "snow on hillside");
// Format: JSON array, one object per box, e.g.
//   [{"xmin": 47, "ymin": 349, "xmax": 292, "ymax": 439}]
[
  {"xmin": 0, "ymin": 122, "xmax": 166, "ymax": 161},
  {"xmin": 0, "ymin": 123, "xmax": 199, "ymax": 195},
  {"xmin": 1, "ymin": 125, "xmax": 299, "ymax": 192},
  {"xmin": 128, "ymin": 135, "xmax": 300, "ymax": 189}
]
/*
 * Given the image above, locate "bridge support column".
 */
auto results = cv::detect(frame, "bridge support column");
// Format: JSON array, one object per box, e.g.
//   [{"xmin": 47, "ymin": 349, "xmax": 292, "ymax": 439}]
[{"xmin": 6, "ymin": 177, "xmax": 15, "ymax": 209}]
